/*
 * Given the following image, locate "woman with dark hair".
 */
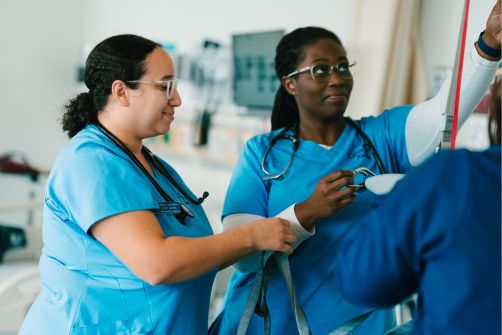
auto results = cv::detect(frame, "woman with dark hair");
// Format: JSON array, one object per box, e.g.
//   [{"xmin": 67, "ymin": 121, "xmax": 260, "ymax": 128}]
[
  {"xmin": 211, "ymin": 2, "xmax": 501, "ymax": 334},
  {"xmin": 19, "ymin": 34, "xmax": 296, "ymax": 334},
  {"xmin": 335, "ymin": 73, "xmax": 502, "ymax": 335}
]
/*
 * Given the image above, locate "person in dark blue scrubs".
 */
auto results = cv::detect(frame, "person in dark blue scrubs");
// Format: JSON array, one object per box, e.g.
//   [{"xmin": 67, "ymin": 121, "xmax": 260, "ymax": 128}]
[{"xmin": 336, "ymin": 74, "xmax": 501, "ymax": 335}]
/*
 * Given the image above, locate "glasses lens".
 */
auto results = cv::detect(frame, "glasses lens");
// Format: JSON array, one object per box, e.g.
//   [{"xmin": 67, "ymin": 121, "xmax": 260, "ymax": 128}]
[
  {"xmin": 310, "ymin": 63, "xmax": 355, "ymax": 82},
  {"xmin": 169, "ymin": 79, "xmax": 178, "ymax": 99},
  {"xmin": 311, "ymin": 64, "xmax": 332, "ymax": 81},
  {"xmin": 161, "ymin": 79, "xmax": 178, "ymax": 99},
  {"xmin": 334, "ymin": 62, "xmax": 354, "ymax": 79}
]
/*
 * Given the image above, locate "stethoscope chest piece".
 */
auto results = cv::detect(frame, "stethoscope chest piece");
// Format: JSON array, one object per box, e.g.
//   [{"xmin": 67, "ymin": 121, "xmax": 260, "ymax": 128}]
[{"xmin": 364, "ymin": 174, "xmax": 404, "ymax": 195}]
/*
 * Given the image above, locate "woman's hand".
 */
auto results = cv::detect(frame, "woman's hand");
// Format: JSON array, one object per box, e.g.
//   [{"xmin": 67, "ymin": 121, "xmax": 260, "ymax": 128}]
[
  {"xmin": 295, "ymin": 170, "xmax": 356, "ymax": 231},
  {"xmin": 484, "ymin": 0, "xmax": 501, "ymax": 51},
  {"xmin": 246, "ymin": 218, "xmax": 297, "ymax": 254}
]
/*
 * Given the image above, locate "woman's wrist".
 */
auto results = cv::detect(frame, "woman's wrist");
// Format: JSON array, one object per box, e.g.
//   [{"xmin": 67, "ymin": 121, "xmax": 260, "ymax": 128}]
[
  {"xmin": 477, "ymin": 30, "xmax": 501, "ymax": 60},
  {"xmin": 294, "ymin": 201, "xmax": 317, "ymax": 231},
  {"xmin": 236, "ymin": 223, "xmax": 256, "ymax": 251}
]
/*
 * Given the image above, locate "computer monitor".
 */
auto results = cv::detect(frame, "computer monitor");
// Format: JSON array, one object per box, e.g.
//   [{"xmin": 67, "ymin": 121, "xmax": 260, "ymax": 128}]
[{"xmin": 232, "ymin": 30, "xmax": 284, "ymax": 110}]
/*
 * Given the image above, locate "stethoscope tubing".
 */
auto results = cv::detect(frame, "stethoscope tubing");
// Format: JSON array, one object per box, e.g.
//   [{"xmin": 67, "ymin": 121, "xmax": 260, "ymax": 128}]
[
  {"xmin": 94, "ymin": 122, "xmax": 208, "ymax": 224},
  {"xmin": 261, "ymin": 117, "xmax": 387, "ymax": 181}
]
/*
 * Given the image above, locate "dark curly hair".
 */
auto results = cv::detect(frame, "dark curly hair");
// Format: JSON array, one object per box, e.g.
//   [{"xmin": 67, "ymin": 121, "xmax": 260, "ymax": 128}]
[
  {"xmin": 271, "ymin": 27, "xmax": 343, "ymax": 130},
  {"xmin": 62, "ymin": 34, "xmax": 160, "ymax": 138}
]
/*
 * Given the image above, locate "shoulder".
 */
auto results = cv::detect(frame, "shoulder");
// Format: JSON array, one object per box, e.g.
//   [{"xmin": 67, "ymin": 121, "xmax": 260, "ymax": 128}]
[
  {"xmin": 393, "ymin": 148, "xmax": 485, "ymax": 202},
  {"xmin": 51, "ymin": 125, "xmax": 134, "ymax": 180},
  {"xmin": 241, "ymin": 128, "xmax": 286, "ymax": 156},
  {"xmin": 358, "ymin": 105, "xmax": 414, "ymax": 130},
  {"xmin": 428, "ymin": 146, "xmax": 501, "ymax": 177},
  {"xmin": 405, "ymin": 149, "xmax": 467, "ymax": 183}
]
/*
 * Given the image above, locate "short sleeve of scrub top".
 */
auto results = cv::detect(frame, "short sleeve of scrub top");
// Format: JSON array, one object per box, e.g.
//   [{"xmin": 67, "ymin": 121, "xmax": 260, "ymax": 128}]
[
  {"xmin": 357, "ymin": 105, "xmax": 413, "ymax": 174},
  {"xmin": 45, "ymin": 130, "xmax": 158, "ymax": 233}
]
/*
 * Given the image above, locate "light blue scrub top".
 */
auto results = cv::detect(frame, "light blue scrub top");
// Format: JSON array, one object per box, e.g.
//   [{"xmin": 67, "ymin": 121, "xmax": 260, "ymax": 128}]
[
  {"xmin": 20, "ymin": 124, "xmax": 216, "ymax": 335},
  {"xmin": 211, "ymin": 106, "xmax": 412, "ymax": 335},
  {"xmin": 336, "ymin": 146, "xmax": 501, "ymax": 335}
]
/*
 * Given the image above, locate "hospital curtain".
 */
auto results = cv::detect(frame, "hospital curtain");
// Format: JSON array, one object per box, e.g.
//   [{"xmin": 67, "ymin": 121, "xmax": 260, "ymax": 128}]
[{"xmin": 345, "ymin": 0, "xmax": 428, "ymax": 119}]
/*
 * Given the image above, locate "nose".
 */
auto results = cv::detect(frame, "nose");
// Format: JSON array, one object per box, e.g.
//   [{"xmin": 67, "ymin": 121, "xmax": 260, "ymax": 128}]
[
  {"xmin": 169, "ymin": 88, "xmax": 182, "ymax": 107},
  {"xmin": 327, "ymin": 70, "xmax": 345, "ymax": 86}
]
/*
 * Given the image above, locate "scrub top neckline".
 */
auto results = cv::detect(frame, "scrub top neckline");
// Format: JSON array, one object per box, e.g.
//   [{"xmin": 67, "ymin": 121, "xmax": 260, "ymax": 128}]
[{"xmin": 294, "ymin": 120, "xmax": 354, "ymax": 155}]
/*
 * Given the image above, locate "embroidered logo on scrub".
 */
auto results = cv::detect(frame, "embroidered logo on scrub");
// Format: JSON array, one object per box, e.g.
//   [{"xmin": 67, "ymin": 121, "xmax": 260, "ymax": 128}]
[
  {"xmin": 154, "ymin": 201, "xmax": 181, "ymax": 215},
  {"xmin": 347, "ymin": 143, "xmax": 371, "ymax": 160}
]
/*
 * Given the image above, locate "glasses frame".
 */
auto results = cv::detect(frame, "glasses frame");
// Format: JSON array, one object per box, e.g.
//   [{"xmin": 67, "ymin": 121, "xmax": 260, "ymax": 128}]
[
  {"xmin": 286, "ymin": 62, "xmax": 356, "ymax": 82},
  {"xmin": 126, "ymin": 78, "xmax": 179, "ymax": 99}
]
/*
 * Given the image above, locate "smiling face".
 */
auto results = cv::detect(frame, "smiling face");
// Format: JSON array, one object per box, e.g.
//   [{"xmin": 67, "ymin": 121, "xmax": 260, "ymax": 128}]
[
  {"xmin": 282, "ymin": 38, "xmax": 353, "ymax": 125},
  {"xmin": 126, "ymin": 46, "xmax": 182, "ymax": 138}
]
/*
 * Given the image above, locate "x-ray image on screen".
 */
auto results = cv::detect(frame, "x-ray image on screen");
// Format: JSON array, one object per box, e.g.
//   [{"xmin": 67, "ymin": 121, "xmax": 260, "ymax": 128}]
[{"xmin": 232, "ymin": 30, "xmax": 284, "ymax": 109}]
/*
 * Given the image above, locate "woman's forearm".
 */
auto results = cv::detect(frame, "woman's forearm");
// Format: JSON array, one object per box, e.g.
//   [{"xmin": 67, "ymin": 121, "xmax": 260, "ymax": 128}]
[{"xmin": 405, "ymin": 45, "xmax": 500, "ymax": 166}]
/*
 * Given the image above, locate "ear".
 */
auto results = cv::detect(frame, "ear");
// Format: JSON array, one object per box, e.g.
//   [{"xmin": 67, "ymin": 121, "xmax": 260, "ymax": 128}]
[
  {"xmin": 110, "ymin": 80, "xmax": 130, "ymax": 106},
  {"xmin": 282, "ymin": 76, "xmax": 297, "ymax": 96}
]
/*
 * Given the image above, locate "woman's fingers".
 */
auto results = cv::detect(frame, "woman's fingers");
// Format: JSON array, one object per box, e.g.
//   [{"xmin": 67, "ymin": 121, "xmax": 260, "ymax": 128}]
[
  {"xmin": 251, "ymin": 218, "xmax": 297, "ymax": 252},
  {"xmin": 321, "ymin": 170, "xmax": 355, "ymax": 184}
]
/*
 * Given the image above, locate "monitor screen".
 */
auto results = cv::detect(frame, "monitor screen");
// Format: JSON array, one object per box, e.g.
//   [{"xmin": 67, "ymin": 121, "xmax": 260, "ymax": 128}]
[{"xmin": 232, "ymin": 30, "xmax": 284, "ymax": 109}]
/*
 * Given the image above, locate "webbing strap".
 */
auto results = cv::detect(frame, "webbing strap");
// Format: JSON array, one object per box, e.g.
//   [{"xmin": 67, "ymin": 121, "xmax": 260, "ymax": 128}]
[
  {"xmin": 384, "ymin": 320, "xmax": 414, "ymax": 335},
  {"xmin": 440, "ymin": 0, "xmax": 470, "ymax": 150},
  {"xmin": 236, "ymin": 259, "xmax": 266, "ymax": 335},
  {"xmin": 237, "ymin": 252, "xmax": 312, "ymax": 335},
  {"xmin": 274, "ymin": 253, "xmax": 311, "ymax": 335},
  {"xmin": 328, "ymin": 311, "xmax": 374, "ymax": 335},
  {"xmin": 237, "ymin": 252, "xmax": 377, "ymax": 335}
]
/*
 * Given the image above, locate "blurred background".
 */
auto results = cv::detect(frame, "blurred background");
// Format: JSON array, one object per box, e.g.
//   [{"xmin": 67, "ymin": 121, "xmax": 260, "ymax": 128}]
[{"xmin": 0, "ymin": 0, "xmax": 496, "ymax": 332}]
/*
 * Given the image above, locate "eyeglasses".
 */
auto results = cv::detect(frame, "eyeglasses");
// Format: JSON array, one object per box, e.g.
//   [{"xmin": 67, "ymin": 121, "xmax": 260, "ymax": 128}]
[
  {"xmin": 126, "ymin": 79, "xmax": 179, "ymax": 99},
  {"xmin": 286, "ymin": 62, "xmax": 356, "ymax": 82}
]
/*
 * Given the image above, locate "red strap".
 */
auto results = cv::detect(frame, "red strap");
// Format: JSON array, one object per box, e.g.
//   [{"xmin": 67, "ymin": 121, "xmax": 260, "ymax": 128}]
[{"xmin": 451, "ymin": 0, "xmax": 470, "ymax": 149}]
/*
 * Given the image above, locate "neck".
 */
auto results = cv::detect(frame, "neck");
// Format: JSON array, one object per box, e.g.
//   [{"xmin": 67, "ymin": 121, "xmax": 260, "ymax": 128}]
[
  {"xmin": 298, "ymin": 117, "xmax": 346, "ymax": 146},
  {"xmin": 97, "ymin": 116, "xmax": 143, "ymax": 155}
]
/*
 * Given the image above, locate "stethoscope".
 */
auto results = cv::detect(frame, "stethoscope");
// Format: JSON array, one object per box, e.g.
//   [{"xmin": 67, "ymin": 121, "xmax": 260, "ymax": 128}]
[
  {"xmin": 95, "ymin": 122, "xmax": 209, "ymax": 224},
  {"xmin": 261, "ymin": 117, "xmax": 387, "ymax": 183}
]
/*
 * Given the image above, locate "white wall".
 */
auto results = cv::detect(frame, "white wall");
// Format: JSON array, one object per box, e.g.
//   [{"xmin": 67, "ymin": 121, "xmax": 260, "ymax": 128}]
[
  {"xmin": 81, "ymin": 0, "xmax": 353, "ymax": 53},
  {"xmin": 421, "ymin": 0, "xmax": 495, "ymax": 95},
  {"xmin": 0, "ymin": 0, "xmax": 496, "ymax": 169},
  {"xmin": 0, "ymin": 1, "xmax": 85, "ymax": 169}
]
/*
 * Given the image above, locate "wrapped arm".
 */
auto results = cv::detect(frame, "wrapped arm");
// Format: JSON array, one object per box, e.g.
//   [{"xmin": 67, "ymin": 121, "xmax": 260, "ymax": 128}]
[
  {"xmin": 223, "ymin": 205, "xmax": 314, "ymax": 272},
  {"xmin": 405, "ymin": 45, "xmax": 500, "ymax": 166}
]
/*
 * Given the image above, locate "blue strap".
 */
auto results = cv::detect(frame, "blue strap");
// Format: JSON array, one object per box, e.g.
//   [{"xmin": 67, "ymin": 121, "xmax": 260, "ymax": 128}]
[
  {"xmin": 274, "ymin": 253, "xmax": 311, "ymax": 335},
  {"xmin": 237, "ymin": 252, "xmax": 379, "ymax": 335},
  {"xmin": 237, "ymin": 252, "xmax": 312, "ymax": 335},
  {"xmin": 384, "ymin": 320, "xmax": 414, "ymax": 335},
  {"xmin": 236, "ymin": 260, "xmax": 265, "ymax": 335},
  {"xmin": 328, "ymin": 311, "xmax": 374, "ymax": 335}
]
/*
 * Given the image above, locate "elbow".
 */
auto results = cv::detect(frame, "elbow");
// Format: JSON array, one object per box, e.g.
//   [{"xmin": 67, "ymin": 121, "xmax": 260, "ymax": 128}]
[
  {"xmin": 135, "ymin": 264, "xmax": 178, "ymax": 286},
  {"xmin": 140, "ymin": 270, "xmax": 167, "ymax": 286},
  {"xmin": 143, "ymin": 273, "xmax": 167, "ymax": 286}
]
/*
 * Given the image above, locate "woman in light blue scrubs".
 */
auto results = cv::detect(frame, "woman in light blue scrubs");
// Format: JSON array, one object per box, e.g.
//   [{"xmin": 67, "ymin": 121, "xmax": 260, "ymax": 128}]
[
  {"xmin": 19, "ymin": 34, "xmax": 297, "ymax": 335},
  {"xmin": 210, "ymin": 5, "xmax": 501, "ymax": 334}
]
